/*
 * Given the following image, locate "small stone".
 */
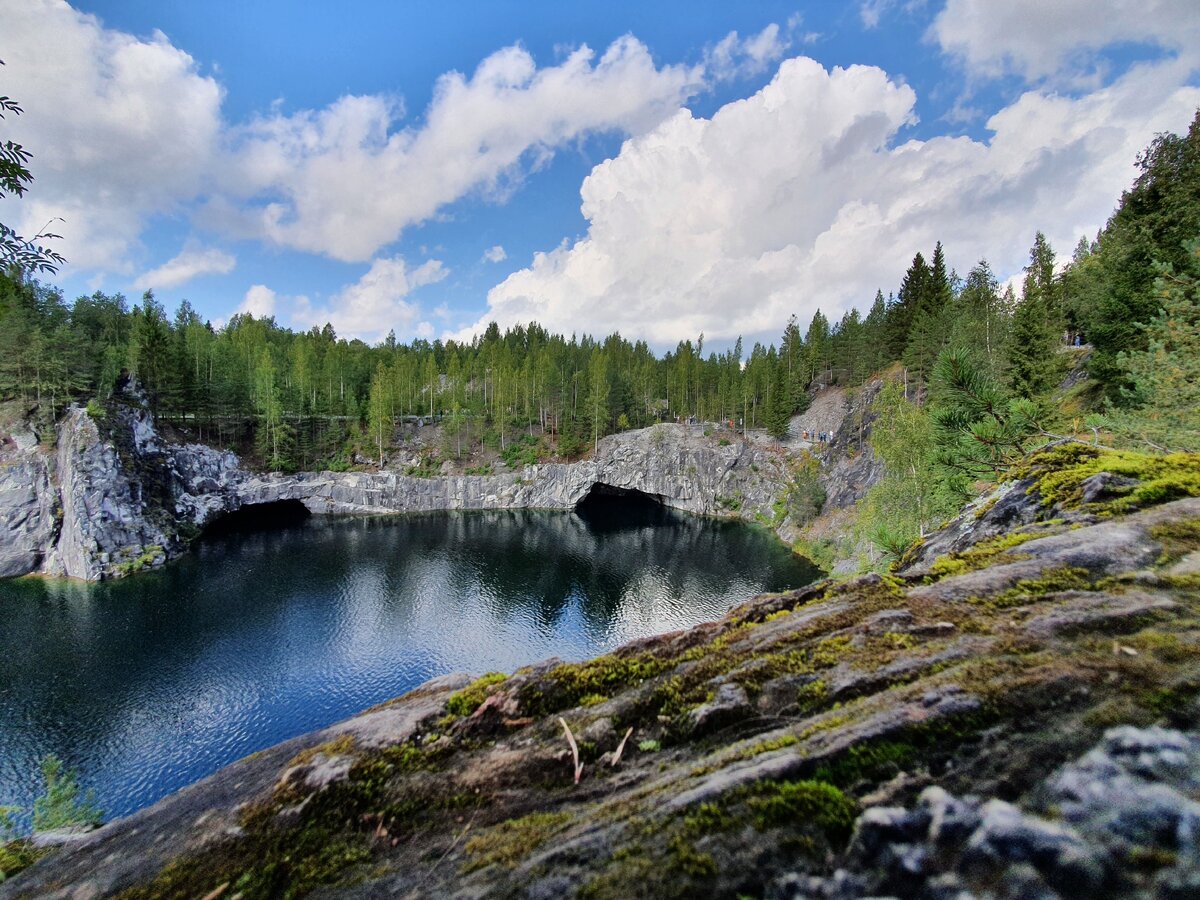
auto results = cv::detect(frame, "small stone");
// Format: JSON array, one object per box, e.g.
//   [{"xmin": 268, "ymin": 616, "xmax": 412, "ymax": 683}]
[
  {"xmin": 686, "ymin": 682, "xmax": 751, "ymax": 736},
  {"xmin": 963, "ymin": 799, "xmax": 1107, "ymax": 892}
]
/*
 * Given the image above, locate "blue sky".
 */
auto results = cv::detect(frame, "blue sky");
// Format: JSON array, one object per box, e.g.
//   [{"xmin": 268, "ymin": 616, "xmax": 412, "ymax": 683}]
[{"xmin": 2, "ymin": 0, "xmax": 1198, "ymax": 350}]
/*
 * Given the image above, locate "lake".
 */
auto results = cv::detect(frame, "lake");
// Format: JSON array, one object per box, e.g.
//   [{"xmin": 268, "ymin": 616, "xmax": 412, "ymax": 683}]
[{"xmin": 0, "ymin": 499, "xmax": 819, "ymax": 829}]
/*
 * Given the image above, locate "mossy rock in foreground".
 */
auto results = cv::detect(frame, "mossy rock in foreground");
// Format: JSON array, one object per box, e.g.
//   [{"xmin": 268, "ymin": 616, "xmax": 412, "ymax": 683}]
[{"xmin": 4, "ymin": 454, "xmax": 1200, "ymax": 900}]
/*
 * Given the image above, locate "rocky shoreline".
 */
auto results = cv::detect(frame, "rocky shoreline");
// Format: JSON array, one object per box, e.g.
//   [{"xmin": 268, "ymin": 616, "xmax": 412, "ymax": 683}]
[
  {"xmin": 3, "ymin": 443, "xmax": 1197, "ymax": 897},
  {"xmin": 0, "ymin": 388, "xmax": 809, "ymax": 582}
]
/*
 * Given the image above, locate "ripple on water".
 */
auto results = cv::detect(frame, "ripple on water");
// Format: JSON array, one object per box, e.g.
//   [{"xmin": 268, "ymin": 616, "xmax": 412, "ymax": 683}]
[{"xmin": 0, "ymin": 509, "xmax": 819, "ymax": 827}]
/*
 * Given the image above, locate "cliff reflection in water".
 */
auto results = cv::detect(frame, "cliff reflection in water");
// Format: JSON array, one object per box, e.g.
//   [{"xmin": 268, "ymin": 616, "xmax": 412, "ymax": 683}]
[{"xmin": 0, "ymin": 507, "xmax": 818, "ymax": 828}]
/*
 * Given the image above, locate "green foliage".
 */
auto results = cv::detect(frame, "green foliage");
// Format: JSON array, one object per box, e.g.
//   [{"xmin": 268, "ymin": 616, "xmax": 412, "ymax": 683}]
[
  {"xmin": 1106, "ymin": 239, "xmax": 1200, "ymax": 452},
  {"xmin": 785, "ymin": 455, "xmax": 826, "ymax": 526},
  {"xmin": 0, "ymin": 824, "xmax": 46, "ymax": 884},
  {"xmin": 1006, "ymin": 233, "xmax": 1064, "ymax": 399},
  {"xmin": 1076, "ymin": 111, "xmax": 1200, "ymax": 402},
  {"xmin": 1, "ymin": 61, "xmax": 65, "ymax": 276},
  {"xmin": 31, "ymin": 754, "xmax": 102, "ymax": 833},
  {"xmin": 500, "ymin": 432, "xmax": 542, "ymax": 467},
  {"xmin": 930, "ymin": 347, "xmax": 1040, "ymax": 494},
  {"xmin": 857, "ymin": 380, "xmax": 959, "ymax": 558}
]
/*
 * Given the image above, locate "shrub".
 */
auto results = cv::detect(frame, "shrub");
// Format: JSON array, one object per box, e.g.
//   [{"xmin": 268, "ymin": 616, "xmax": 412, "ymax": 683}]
[{"xmin": 31, "ymin": 755, "xmax": 102, "ymax": 833}]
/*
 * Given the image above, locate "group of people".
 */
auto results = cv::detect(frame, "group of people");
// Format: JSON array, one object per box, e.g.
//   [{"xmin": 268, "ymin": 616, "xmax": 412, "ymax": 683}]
[{"xmin": 801, "ymin": 430, "xmax": 830, "ymax": 443}]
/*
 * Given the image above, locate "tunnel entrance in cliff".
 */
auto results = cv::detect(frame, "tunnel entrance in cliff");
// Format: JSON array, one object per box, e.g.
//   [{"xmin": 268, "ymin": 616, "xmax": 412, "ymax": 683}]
[
  {"xmin": 200, "ymin": 500, "xmax": 312, "ymax": 538},
  {"xmin": 574, "ymin": 483, "xmax": 675, "ymax": 529}
]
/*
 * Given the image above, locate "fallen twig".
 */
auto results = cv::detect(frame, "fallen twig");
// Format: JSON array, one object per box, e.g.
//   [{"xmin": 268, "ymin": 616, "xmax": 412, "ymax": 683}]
[
  {"xmin": 559, "ymin": 716, "xmax": 584, "ymax": 784},
  {"xmin": 610, "ymin": 726, "xmax": 635, "ymax": 767}
]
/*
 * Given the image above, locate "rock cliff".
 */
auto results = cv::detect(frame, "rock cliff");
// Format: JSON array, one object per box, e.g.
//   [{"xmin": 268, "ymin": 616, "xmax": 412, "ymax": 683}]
[
  {"xmin": 4, "ymin": 443, "xmax": 1197, "ymax": 897},
  {"xmin": 0, "ymin": 389, "xmax": 792, "ymax": 581}
]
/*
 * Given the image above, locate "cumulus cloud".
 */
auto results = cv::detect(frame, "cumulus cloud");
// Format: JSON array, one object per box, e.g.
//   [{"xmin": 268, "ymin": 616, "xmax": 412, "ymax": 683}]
[
  {"xmin": 482, "ymin": 245, "xmax": 508, "ymax": 263},
  {"xmin": 931, "ymin": 0, "xmax": 1200, "ymax": 81},
  {"xmin": 291, "ymin": 256, "xmax": 447, "ymax": 341},
  {"xmin": 0, "ymin": 0, "xmax": 222, "ymax": 271},
  {"xmin": 212, "ymin": 37, "xmax": 703, "ymax": 262},
  {"xmin": 457, "ymin": 55, "xmax": 1200, "ymax": 348},
  {"xmin": 706, "ymin": 24, "xmax": 789, "ymax": 81},
  {"xmin": 2, "ymin": 10, "xmax": 703, "ymax": 278},
  {"xmin": 237, "ymin": 284, "xmax": 277, "ymax": 318},
  {"xmin": 133, "ymin": 244, "xmax": 235, "ymax": 290}
]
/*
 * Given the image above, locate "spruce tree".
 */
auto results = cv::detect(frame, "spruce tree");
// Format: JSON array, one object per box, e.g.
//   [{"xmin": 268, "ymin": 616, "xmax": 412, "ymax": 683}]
[
  {"xmin": 1108, "ymin": 239, "xmax": 1200, "ymax": 451},
  {"xmin": 1083, "ymin": 110, "xmax": 1200, "ymax": 401},
  {"xmin": 887, "ymin": 252, "xmax": 929, "ymax": 360}
]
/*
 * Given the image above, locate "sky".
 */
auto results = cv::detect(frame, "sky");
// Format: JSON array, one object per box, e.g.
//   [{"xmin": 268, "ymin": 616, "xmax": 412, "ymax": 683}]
[{"xmin": 1, "ymin": 0, "xmax": 1198, "ymax": 351}]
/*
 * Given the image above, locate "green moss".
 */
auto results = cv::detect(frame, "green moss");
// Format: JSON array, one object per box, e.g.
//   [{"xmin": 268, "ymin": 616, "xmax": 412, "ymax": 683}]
[
  {"xmin": 812, "ymin": 740, "xmax": 917, "ymax": 789},
  {"xmin": 461, "ymin": 811, "xmax": 572, "ymax": 873},
  {"xmin": 445, "ymin": 672, "xmax": 508, "ymax": 718},
  {"xmin": 743, "ymin": 779, "xmax": 856, "ymax": 841},
  {"xmin": 521, "ymin": 653, "xmax": 671, "ymax": 718},
  {"xmin": 1016, "ymin": 445, "xmax": 1200, "ymax": 514},
  {"xmin": 665, "ymin": 834, "xmax": 717, "ymax": 877},
  {"xmin": 1150, "ymin": 518, "xmax": 1200, "ymax": 565},
  {"xmin": 285, "ymin": 733, "xmax": 356, "ymax": 770},
  {"xmin": 927, "ymin": 531, "xmax": 1041, "ymax": 579},
  {"xmin": 0, "ymin": 839, "xmax": 49, "ymax": 883},
  {"xmin": 680, "ymin": 801, "xmax": 733, "ymax": 837},
  {"xmin": 735, "ymin": 733, "xmax": 799, "ymax": 761},
  {"xmin": 973, "ymin": 566, "xmax": 1095, "ymax": 610},
  {"xmin": 810, "ymin": 635, "xmax": 852, "ymax": 668}
]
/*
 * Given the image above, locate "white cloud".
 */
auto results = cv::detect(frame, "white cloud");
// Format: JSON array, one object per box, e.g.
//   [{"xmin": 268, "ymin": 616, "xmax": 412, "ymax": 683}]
[
  {"xmin": 859, "ymin": 1, "xmax": 895, "ymax": 29},
  {"xmin": 291, "ymin": 256, "xmax": 447, "ymax": 341},
  {"xmin": 482, "ymin": 244, "xmax": 507, "ymax": 263},
  {"xmin": 706, "ymin": 24, "xmax": 789, "ymax": 81},
  {"xmin": 212, "ymin": 37, "xmax": 703, "ymax": 262},
  {"xmin": 237, "ymin": 284, "xmax": 277, "ymax": 318},
  {"xmin": 133, "ymin": 244, "xmax": 235, "ymax": 290},
  {"xmin": 457, "ymin": 55, "xmax": 1200, "ymax": 348},
  {"xmin": 931, "ymin": 0, "xmax": 1200, "ymax": 81},
  {"xmin": 2, "ymin": 11, "xmax": 702, "ymax": 278},
  {"xmin": 0, "ymin": 0, "xmax": 222, "ymax": 272}
]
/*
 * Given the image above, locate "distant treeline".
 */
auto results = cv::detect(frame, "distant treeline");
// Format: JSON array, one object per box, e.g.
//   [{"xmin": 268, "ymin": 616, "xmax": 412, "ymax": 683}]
[{"xmin": 0, "ymin": 113, "xmax": 1196, "ymax": 472}]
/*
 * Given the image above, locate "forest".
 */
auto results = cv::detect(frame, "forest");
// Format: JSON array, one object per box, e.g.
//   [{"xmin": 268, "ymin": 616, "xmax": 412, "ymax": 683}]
[{"xmin": 1, "ymin": 114, "xmax": 1197, "ymax": 513}]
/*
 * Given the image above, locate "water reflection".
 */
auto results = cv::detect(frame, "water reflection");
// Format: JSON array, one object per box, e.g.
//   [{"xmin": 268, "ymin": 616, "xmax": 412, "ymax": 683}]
[{"xmin": 0, "ymin": 508, "xmax": 817, "ymax": 828}]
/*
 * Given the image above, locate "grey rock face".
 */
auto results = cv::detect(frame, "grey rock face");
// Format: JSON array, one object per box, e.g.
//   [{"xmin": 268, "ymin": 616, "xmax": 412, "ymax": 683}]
[
  {"xmin": 0, "ymin": 404, "xmax": 792, "ymax": 580},
  {"xmin": 0, "ymin": 449, "xmax": 58, "ymax": 577},
  {"xmin": 240, "ymin": 422, "xmax": 787, "ymax": 522}
]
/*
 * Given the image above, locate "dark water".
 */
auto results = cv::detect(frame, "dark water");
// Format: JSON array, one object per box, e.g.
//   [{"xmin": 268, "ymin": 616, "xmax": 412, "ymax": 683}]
[{"xmin": 0, "ymin": 504, "xmax": 818, "ymax": 829}]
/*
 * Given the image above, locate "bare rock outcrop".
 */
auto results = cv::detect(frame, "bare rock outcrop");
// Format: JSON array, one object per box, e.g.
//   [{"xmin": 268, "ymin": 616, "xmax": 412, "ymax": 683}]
[{"xmin": 0, "ymin": 391, "xmax": 791, "ymax": 581}]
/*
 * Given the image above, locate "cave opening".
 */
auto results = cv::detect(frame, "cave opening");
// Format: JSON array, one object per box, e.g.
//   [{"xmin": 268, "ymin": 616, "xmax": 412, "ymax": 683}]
[
  {"xmin": 200, "ymin": 500, "xmax": 312, "ymax": 538},
  {"xmin": 574, "ymin": 483, "xmax": 675, "ymax": 529}
]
